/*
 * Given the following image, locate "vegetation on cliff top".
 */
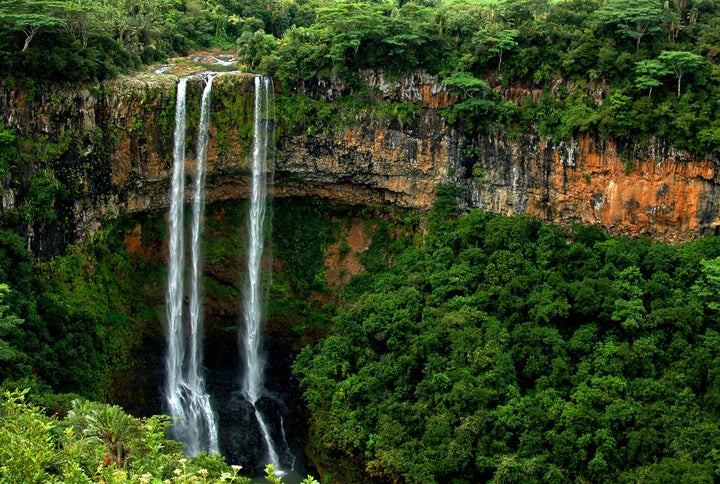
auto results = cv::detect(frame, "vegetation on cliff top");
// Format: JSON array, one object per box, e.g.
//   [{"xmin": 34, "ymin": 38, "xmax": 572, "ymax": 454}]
[{"xmin": 2, "ymin": 0, "xmax": 720, "ymax": 153}]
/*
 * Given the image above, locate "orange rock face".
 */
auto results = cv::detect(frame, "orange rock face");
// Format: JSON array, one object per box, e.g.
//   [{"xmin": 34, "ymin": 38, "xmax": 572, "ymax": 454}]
[
  {"xmin": 2, "ymin": 69, "xmax": 719, "ymax": 254},
  {"xmin": 479, "ymin": 134, "xmax": 717, "ymax": 242},
  {"xmin": 446, "ymin": 132, "xmax": 719, "ymax": 244},
  {"xmin": 536, "ymin": 136, "xmax": 718, "ymax": 241}
]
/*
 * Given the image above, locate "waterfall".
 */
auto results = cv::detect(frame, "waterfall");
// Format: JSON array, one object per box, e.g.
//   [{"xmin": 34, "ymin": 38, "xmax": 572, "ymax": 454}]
[
  {"xmin": 165, "ymin": 76, "xmax": 188, "ymax": 452},
  {"xmin": 164, "ymin": 73, "xmax": 219, "ymax": 456},
  {"xmin": 241, "ymin": 76, "xmax": 281, "ymax": 471},
  {"xmin": 164, "ymin": 73, "xmax": 293, "ymax": 471}
]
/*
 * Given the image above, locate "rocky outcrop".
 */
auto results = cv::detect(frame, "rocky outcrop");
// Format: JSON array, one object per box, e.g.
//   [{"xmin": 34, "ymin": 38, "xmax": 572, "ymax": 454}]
[
  {"xmin": 277, "ymin": 110, "xmax": 460, "ymax": 209},
  {"xmin": 1, "ymin": 68, "xmax": 719, "ymax": 258},
  {"xmin": 282, "ymin": 70, "xmax": 720, "ymax": 243},
  {"xmin": 465, "ymin": 132, "xmax": 720, "ymax": 243}
]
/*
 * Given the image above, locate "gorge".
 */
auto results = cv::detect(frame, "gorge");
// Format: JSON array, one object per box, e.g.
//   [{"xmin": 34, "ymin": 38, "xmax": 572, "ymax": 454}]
[
  {"xmin": 4, "ymin": 0, "xmax": 720, "ymax": 479},
  {"xmin": 2, "ymin": 61, "xmax": 720, "ymax": 480}
]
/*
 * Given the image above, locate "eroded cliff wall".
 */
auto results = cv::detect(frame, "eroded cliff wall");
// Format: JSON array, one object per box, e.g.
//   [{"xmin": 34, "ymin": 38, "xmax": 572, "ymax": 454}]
[
  {"xmin": 281, "ymin": 70, "xmax": 720, "ymax": 243},
  {"xmin": 0, "ymin": 71, "xmax": 256, "ymax": 256},
  {"xmin": 1, "ymin": 69, "xmax": 719, "ymax": 258}
]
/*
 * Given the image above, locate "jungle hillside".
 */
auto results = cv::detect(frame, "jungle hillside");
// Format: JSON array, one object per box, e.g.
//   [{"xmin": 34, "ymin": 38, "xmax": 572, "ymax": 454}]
[{"xmin": 2, "ymin": 0, "xmax": 720, "ymax": 483}]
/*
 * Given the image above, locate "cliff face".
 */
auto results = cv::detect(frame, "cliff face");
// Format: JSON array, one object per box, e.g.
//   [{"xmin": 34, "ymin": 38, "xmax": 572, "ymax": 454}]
[
  {"xmin": 0, "ymin": 71, "xmax": 257, "ymax": 256},
  {"xmin": 1, "ymin": 68, "xmax": 719, "ymax": 258},
  {"xmin": 281, "ymin": 70, "xmax": 720, "ymax": 243},
  {"xmin": 465, "ymin": 132, "xmax": 720, "ymax": 243}
]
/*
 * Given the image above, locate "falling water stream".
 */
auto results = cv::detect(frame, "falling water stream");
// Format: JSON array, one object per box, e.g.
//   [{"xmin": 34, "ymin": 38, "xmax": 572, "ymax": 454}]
[
  {"xmin": 164, "ymin": 73, "xmax": 219, "ymax": 456},
  {"xmin": 241, "ymin": 76, "xmax": 283, "ymax": 472},
  {"xmin": 165, "ymin": 76, "xmax": 187, "ymax": 451}
]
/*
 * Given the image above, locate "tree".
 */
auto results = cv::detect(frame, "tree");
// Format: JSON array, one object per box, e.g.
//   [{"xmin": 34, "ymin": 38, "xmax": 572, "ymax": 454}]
[
  {"xmin": 0, "ymin": 0, "xmax": 67, "ymax": 51},
  {"xmin": 443, "ymin": 71, "xmax": 494, "ymax": 98},
  {"xmin": 596, "ymin": 0, "xmax": 663, "ymax": 52},
  {"xmin": 611, "ymin": 266, "xmax": 648, "ymax": 333},
  {"xmin": 657, "ymin": 50, "xmax": 704, "ymax": 98},
  {"xmin": 0, "ymin": 390, "xmax": 55, "ymax": 482},
  {"xmin": 0, "ymin": 284, "xmax": 23, "ymax": 370},
  {"xmin": 634, "ymin": 59, "xmax": 670, "ymax": 97},
  {"xmin": 61, "ymin": 0, "xmax": 106, "ymax": 49},
  {"xmin": 599, "ymin": 89, "xmax": 636, "ymax": 139},
  {"xmin": 316, "ymin": 1, "xmax": 388, "ymax": 69},
  {"xmin": 441, "ymin": 71, "xmax": 499, "ymax": 130},
  {"xmin": 488, "ymin": 29, "xmax": 519, "ymax": 69},
  {"xmin": 437, "ymin": 1, "xmax": 494, "ymax": 40},
  {"xmin": 65, "ymin": 399, "xmax": 144, "ymax": 468},
  {"xmin": 0, "ymin": 390, "xmax": 269, "ymax": 482},
  {"xmin": 691, "ymin": 256, "xmax": 720, "ymax": 318},
  {"xmin": 236, "ymin": 29, "xmax": 278, "ymax": 72}
]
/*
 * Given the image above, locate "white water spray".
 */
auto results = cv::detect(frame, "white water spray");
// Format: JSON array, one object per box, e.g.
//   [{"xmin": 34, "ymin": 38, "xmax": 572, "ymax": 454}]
[
  {"xmin": 165, "ymin": 74, "xmax": 219, "ymax": 456},
  {"xmin": 241, "ymin": 76, "xmax": 281, "ymax": 471},
  {"xmin": 280, "ymin": 416, "xmax": 296, "ymax": 471},
  {"xmin": 165, "ymin": 77, "xmax": 187, "ymax": 448}
]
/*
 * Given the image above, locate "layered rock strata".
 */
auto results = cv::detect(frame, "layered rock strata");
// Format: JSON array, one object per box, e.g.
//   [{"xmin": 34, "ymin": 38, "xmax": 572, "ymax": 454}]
[{"xmin": 1, "ymin": 69, "xmax": 719, "ymax": 258}]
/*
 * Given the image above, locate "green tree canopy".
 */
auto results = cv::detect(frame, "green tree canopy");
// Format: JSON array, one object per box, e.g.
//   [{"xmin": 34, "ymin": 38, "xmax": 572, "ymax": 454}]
[
  {"xmin": 0, "ymin": 284, "xmax": 24, "ymax": 373},
  {"xmin": 634, "ymin": 58, "xmax": 671, "ymax": 97},
  {"xmin": 0, "ymin": 0, "xmax": 67, "ymax": 51},
  {"xmin": 658, "ymin": 49, "xmax": 705, "ymax": 97},
  {"xmin": 595, "ymin": 0, "xmax": 664, "ymax": 52},
  {"xmin": 488, "ymin": 28, "xmax": 519, "ymax": 69},
  {"xmin": 295, "ymin": 208, "xmax": 720, "ymax": 482}
]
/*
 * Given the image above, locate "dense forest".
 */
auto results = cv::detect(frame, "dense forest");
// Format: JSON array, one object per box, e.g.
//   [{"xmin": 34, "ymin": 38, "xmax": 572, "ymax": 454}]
[
  {"xmin": 295, "ymin": 192, "xmax": 720, "ymax": 482},
  {"xmin": 2, "ymin": 0, "xmax": 720, "ymax": 152},
  {"xmin": 2, "ymin": 0, "xmax": 720, "ymax": 482}
]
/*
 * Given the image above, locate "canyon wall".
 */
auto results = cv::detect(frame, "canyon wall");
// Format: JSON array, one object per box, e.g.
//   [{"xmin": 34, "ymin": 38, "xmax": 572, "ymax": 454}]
[
  {"xmin": 282, "ymin": 70, "xmax": 720, "ymax": 243},
  {"xmin": 1, "ymin": 68, "xmax": 719, "ymax": 257}
]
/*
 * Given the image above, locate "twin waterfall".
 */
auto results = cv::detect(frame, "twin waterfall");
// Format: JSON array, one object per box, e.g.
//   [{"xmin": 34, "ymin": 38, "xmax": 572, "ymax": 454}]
[
  {"xmin": 164, "ymin": 74, "xmax": 281, "ymax": 470},
  {"xmin": 164, "ymin": 74, "xmax": 218, "ymax": 456}
]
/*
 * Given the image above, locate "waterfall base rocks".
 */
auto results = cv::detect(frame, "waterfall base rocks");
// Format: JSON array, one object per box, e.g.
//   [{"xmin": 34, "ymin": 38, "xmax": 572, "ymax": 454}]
[{"xmin": 206, "ymin": 337, "xmax": 309, "ymax": 477}]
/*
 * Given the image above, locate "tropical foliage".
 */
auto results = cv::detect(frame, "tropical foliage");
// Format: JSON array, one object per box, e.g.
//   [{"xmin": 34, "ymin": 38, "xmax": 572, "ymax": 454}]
[
  {"xmin": 3, "ymin": 1, "xmax": 720, "ymax": 482},
  {"xmin": 2, "ymin": 0, "xmax": 720, "ymax": 153},
  {"xmin": 0, "ymin": 388, "xmax": 235, "ymax": 483},
  {"xmin": 0, "ymin": 388, "xmax": 320, "ymax": 483},
  {"xmin": 0, "ymin": 219, "xmax": 164, "ymax": 402},
  {"xmin": 239, "ymin": 0, "xmax": 720, "ymax": 154},
  {"xmin": 294, "ymin": 191, "xmax": 720, "ymax": 482}
]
